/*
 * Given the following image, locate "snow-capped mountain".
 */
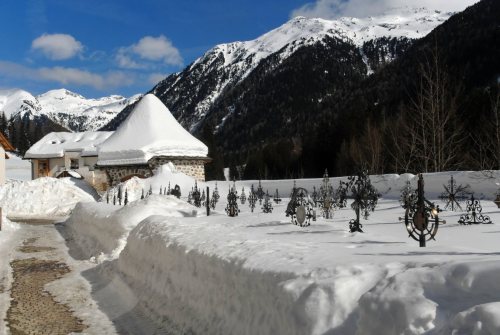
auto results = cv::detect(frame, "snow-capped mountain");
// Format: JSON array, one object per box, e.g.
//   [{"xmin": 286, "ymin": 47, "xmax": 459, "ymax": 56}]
[
  {"xmin": 145, "ymin": 8, "xmax": 451, "ymax": 131},
  {"xmin": 0, "ymin": 89, "xmax": 141, "ymax": 131}
]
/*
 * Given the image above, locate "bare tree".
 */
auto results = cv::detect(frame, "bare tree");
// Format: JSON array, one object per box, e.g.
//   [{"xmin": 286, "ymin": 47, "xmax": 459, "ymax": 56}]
[
  {"xmin": 469, "ymin": 85, "xmax": 500, "ymax": 170},
  {"xmin": 405, "ymin": 47, "xmax": 464, "ymax": 172},
  {"xmin": 385, "ymin": 112, "xmax": 418, "ymax": 173}
]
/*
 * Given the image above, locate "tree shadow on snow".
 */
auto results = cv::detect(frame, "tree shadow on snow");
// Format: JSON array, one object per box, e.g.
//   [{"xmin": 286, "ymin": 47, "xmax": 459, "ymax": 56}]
[
  {"xmin": 246, "ymin": 221, "xmax": 289, "ymax": 228},
  {"xmin": 267, "ymin": 229, "xmax": 345, "ymax": 235},
  {"xmin": 357, "ymin": 251, "xmax": 500, "ymax": 257},
  {"xmin": 324, "ymin": 240, "xmax": 405, "ymax": 245}
]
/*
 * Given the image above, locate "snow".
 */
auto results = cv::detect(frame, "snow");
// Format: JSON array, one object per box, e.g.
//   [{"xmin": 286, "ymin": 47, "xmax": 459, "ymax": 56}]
[
  {"xmin": 62, "ymin": 168, "xmax": 500, "ymax": 334},
  {"xmin": 0, "ymin": 177, "xmax": 96, "ymax": 219},
  {"xmin": 66, "ymin": 196, "xmax": 201, "ymax": 262},
  {"xmin": 0, "ymin": 215, "xmax": 20, "ymax": 334},
  {"xmin": 97, "ymin": 94, "xmax": 208, "ymax": 166},
  {"xmin": 217, "ymin": 8, "xmax": 449, "ymax": 70},
  {"xmin": 5, "ymin": 153, "xmax": 31, "ymax": 181},
  {"xmin": 0, "ymin": 88, "xmax": 141, "ymax": 131},
  {"xmin": 186, "ymin": 7, "xmax": 451, "ymax": 124},
  {"xmin": 37, "ymin": 89, "xmax": 142, "ymax": 131},
  {"xmin": 24, "ymin": 131, "xmax": 113, "ymax": 159},
  {"xmin": 0, "ymin": 89, "xmax": 39, "ymax": 118}
]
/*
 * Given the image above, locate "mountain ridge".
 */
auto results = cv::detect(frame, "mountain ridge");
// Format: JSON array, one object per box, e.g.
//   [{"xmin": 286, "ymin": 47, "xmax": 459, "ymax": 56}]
[{"xmin": 0, "ymin": 88, "xmax": 141, "ymax": 132}]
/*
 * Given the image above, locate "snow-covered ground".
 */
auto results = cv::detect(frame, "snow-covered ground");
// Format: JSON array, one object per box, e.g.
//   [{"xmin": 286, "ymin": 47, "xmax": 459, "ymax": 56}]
[
  {"xmin": 62, "ymin": 166, "xmax": 500, "ymax": 334},
  {"xmin": 5, "ymin": 153, "xmax": 31, "ymax": 181},
  {"xmin": 0, "ymin": 177, "xmax": 96, "ymax": 219},
  {"xmin": 0, "ymin": 215, "xmax": 20, "ymax": 334}
]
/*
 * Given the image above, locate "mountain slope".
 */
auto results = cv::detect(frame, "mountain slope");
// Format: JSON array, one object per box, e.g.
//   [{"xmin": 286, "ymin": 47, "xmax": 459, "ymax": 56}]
[
  {"xmin": 0, "ymin": 89, "xmax": 141, "ymax": 132},
  {"xmin": 103, "ymin": 1, "xmax": 499, "ymax": 179},
  {"xmin": 104, "ymin": 8, "xmax": 450, "ymax": 132}
]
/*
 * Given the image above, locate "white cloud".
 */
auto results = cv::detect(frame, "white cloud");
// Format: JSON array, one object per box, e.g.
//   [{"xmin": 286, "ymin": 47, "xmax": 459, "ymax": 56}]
[
  {"xmin": 132, "ymin": 35, "xmax": 183, "ymax": 65},
  {"xmin": 116, "ymin": 35, "xmax": 183, "ymax": 69},
  {"xmin": 116, "ymin": 48, "xmax": 147, "ymax": 69},
  {"xmin": 0, "ymin": 60, "xmax": 133, "ymax": 90},
  {"xmin": 148, "ymin": 73, "xmax": 167, "ymax": 85},
  {"xmin": 31, "ymin": 33, "xmax": 84, "ymax": 60},
  {"xmin": 291, "ymin": 0, "xmax": 481, "ymax": 19}
]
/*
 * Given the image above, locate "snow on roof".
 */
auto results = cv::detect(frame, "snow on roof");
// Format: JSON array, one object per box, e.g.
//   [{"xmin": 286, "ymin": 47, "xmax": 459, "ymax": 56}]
[
  {"xmin": 97, "ymin": 94, "xmax": 208, "ymax": 166},
  {"xmin": 24, "ymin": 131, "xmax": 114, "ymax": 159}
]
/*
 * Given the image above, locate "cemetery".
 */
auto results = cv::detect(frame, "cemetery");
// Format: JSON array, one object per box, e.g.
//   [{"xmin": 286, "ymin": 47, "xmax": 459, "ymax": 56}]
[{"xmin": 49, "ymin": 164, "xmax": 500, "ymax": 334}]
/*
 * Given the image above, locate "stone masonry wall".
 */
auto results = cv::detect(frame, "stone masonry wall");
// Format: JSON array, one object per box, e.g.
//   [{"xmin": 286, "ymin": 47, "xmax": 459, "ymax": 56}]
[
  {"xmin": 103, "ymin": 166, "xmax": 153, "ymax": 187},
  {"xmin": 98, "ymin": 158, "xmax": 206, "ymax": 190},
  {"xmin": 149, "ymin": 157, "xmax": 206, "ymax": 182}
]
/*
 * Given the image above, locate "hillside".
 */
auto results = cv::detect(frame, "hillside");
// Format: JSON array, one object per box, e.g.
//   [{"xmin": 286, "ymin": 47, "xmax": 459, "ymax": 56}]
[{"xmin": 103, "ymin": 8, "xmax": 450, "ymax": 132}]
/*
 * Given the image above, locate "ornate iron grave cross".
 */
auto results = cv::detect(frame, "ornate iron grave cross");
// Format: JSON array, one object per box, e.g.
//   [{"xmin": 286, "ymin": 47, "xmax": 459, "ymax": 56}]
[
  {"xmin": 458, "ymin": 194, "xmax": 492, "ymax": 225},
  {"xmin": 318, "ymin": 169, "xmax": 336, "ymax": 219},
  {"xmin": 210, "ymin": 182, "xmax": 219, "ymax": 209},
  {"xmin": 225, "ymin": 185, "xmax": 239, "ymax": 217},
  {"xmin": 345, "ymin": 169, "xmax": 378, "ymax": 233},
  {"xmin": 439, "ymin": 175, "xmax": 471, "ymax": 211},
  {"xmin": 401, "ymin": 174, "xmax": 444, "ymax": 247},
  {"xmin": 248, "ymin": 184, "xmax": 258, "ymax": 213},
  {"xmin": 273, "ymin": 189, "xmax": 282, "ymax": 204},
  {"xmin": 286, "ymin": 187, "xmax": 316, "ymax": 227},
  {"xmin": 240, "ymin": 187, "xmax": 247, "ymax": 205},
  {"xmin": 261, "ymin": 190, "xmax": 273, "ymax": 213},
  {"xmin": 256, "ymin": 179, "xmax": 265, "ymax": 205},
  {"xmin": 191, "ymin": 181, "xmax": 202, "ymax": 208}
]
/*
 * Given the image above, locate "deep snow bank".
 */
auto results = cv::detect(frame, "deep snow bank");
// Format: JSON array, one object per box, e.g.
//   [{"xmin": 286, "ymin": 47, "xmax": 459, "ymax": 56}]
[
  {"xmin": 112, "ymin": 213, "xmax": 500, "ymax": 335},
  {"xmin": 0, "ymin": 177, "xmax": 95, "ymax": 218},
  {"xmin": 66, "ymin": 195, "xmax": 200, "ymax": 261},
  {"xmin": 0, "ymin": 215, "xmax": 20, "ymax": 334},
  {"xmin": 116, "ymin": 216, "xmax": 307, "ymax": 335}
]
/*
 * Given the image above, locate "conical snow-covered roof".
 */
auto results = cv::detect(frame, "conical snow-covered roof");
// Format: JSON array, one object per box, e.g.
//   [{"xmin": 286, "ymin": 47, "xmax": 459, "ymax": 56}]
[{"xmin": 97, "ymin": 94, "xmax": 208, "ymax": 166}]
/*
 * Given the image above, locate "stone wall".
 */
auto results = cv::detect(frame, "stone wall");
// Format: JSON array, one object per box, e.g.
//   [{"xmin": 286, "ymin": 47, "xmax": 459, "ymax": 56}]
[
  {"xmin": 149, "ymin": 157, "xmax": 206, "ymax": 182},
  {"xmin": 101, "ymin": 166, "xmax": 153, "ymax": 187},
  {"xmin": 98, "ymin": 157, "xmax": 207, "ymax": 190}
]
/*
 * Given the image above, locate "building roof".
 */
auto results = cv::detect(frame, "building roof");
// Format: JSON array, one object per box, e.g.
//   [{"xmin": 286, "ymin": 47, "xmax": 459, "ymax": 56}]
[
  {"xmin": 97, "ymin": 94, "xmax": 208, "ymax": 166},
  {"xmin": 0, "ymin": 131, "xmax": 15, "ymax": 151},
  {"xmin": 24, "ymin": 131, "xmax": 114, "ymax": 159}
]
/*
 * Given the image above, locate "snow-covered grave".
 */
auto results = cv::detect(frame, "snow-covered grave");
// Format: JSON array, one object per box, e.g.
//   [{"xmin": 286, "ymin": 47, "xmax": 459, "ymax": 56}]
[{"xmin": 61, "ymin": 166, "xmax": 500, "ymax": 334}]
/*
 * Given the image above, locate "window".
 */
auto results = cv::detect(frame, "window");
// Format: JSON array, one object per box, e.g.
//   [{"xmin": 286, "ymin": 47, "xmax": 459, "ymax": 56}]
[{"xmin": 70, "ymin": 158, "xmax": 79, "ymax": 170}]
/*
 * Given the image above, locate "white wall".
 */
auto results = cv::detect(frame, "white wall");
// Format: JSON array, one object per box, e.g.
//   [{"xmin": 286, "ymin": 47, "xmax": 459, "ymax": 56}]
[{"xmin": 0, "ymin": 147, "xmax": 5, "ymax": 185}]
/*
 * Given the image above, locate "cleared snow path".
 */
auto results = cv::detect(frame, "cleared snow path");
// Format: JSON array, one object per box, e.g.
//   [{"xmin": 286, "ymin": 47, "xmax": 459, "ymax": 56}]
[{"xmin": 4, "ymin": 221, "xmax": 117, "ymax": 334}]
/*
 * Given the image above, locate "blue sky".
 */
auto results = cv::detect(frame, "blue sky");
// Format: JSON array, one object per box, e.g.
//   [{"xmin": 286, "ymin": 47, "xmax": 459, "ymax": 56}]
[{"xmin": 0, "ymin": 0, "xmax": 478, "ymax": 98}]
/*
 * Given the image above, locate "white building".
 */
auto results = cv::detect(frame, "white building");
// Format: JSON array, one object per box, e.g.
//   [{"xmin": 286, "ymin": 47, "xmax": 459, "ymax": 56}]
[{"xmin": 24, "ymin": 131, "xmax": 113, "ymax": 191}]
